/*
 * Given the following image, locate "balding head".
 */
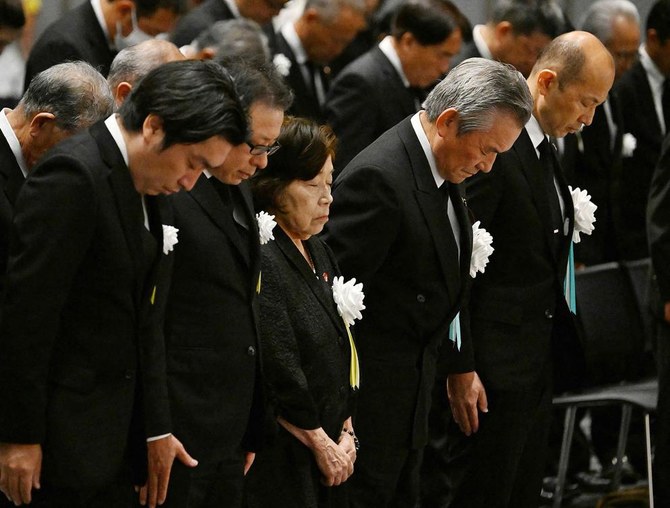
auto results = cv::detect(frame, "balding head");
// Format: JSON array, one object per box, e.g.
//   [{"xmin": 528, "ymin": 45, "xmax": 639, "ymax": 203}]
[
  {"xmin": 108, "ymin": 39, "xmax": 185, "ymax": 107},
  {"xmin": 529, "ymin": 31, "xmax": 615, "ymax": 138}
]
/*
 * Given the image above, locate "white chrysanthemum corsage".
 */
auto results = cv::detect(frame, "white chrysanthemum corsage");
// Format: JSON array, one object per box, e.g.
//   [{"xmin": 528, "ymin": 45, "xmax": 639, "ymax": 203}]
[
  {"xmin": 569, "ymin": 186, "xmax": 597, "ymax": 243},
  {"xmin": 332, "ymin": 276, "xmax": 365, "ymax": 326},
  {"xmin": 273, "ymin": 53, "xmax": 291, "ymax": 77},
  {"xmin": 470, "ymin": 221, "xmax": 494, "ymax": 278},
  {"xmin": 622, "ymin": 133, "xmax": 637, "ymax": 157},
  {"xmin": 256, "ymin": 211, "xmax": 276, "ymax": 245},
  {"xmin": 162, "ymin": 225, "xmax": 179, "ymax": 255}
]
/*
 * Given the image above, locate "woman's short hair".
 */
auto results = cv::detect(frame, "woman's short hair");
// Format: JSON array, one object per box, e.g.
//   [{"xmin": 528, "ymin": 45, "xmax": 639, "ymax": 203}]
[{"xmin": 251, "ymin": 116, "xmax": 336, "ymax": 213}]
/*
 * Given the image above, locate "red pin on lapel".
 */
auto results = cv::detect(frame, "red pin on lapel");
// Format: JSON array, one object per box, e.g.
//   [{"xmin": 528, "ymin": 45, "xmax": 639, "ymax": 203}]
[{"xmin": 322, "ymin": 272, "xmax": 329, "ymax": 282}]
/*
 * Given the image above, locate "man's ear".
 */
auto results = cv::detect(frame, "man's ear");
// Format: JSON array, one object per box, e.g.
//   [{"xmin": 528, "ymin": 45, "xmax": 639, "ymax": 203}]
[
  {"xmin": 115, "ymin": 82, "xmax": 133, "ymax": 106},
  {"xmin": 535, "ymin": 68, "xmax": 558, "ymax": 97},
  {"xmin": 494, "ymin": 21, "xmax": 514, "ymax": 40},
  {"xmin": 142, "ymin": 113, "xmax": 165, "ymax": 147},
  {"xmin": 435, "ymin": 108, "xmax": 459, "ymax": 138},
  {"xmin": 28, "ymin": 112, "xmax": 57, "ymax": 138}
]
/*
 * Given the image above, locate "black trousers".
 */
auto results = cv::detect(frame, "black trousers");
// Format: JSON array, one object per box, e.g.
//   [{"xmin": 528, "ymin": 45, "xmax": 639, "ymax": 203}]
[
  {"xmin": 443, "ymin": 378, "xmax": 553, "ymax": 508},
  {"xmin": 160, "ymin": 455, "xmax": 245, "ymax": 508},
  {"xmin": 348, "ymin": 443, "xmax": 423, "ymax": 508}
]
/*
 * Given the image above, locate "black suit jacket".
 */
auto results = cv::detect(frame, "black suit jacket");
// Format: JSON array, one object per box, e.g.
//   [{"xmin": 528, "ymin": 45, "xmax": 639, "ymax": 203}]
[
  {"xmin": 275, "ymin": 31, "xmax": 325, "ymax": 122},
  {"xmin": 561, "ymin": 96, "xmax": 624, "ymax": 265},
  {"xmin": 325, "ymin": 47, "xmax": 418, "ymax": 173},
  {"xmin": 163, "ymin": 175, "xmax": 263, "ymax": 468},
  {"xmin": 648, "ymin": 133, "xmax": 670, "ymax": 318},
  {"xmin": 0, "ymin": 133, "xmax": 24, "ymax": 300},
  {"xmin": 613, "ymin": 60, "xmax": 664, "ymax": 260},
  {"xmin": 466, "ymin": 128, "xmax": 581, "ymax": 392},
  {"xmin": 322, "ymin": 116, "xmax": 474, "ymax": 449},
  {"xmin": 0, "ymin": 121, "xmax": 169, "ymax": 488},
  {"xmin": 24, "ymin": 1, "xmax": 115, "ymax": 90}
]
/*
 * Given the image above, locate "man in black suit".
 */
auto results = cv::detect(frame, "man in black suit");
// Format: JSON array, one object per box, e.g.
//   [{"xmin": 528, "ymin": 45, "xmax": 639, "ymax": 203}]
[
  {"xmin": 614, "ymin": 0, "xmax": 670, "ymax": 261},
  {"xmin": 274, "ymin": 0, "xmax": 367, "ymax": 122},
  {"xmin": 24, "ymin": 0, "xmax": 182, "ymax": 90},
  {"xmin": 561, "ymin": 0, "xmax": 640, "ymax": 266},
  {"xmin": 443, "ymin": 32, "xmax": 614, "ymax": 508},
  {"xmin": 158, "ymin": 63, "xmax": 291, "ymax": 508},
  {"xmin": 170, "ymin": 0, "xmax": 288, "ymax": 49},
  {"xmin": 325, "ymin": 0, "xmax": 463, "ymax": 173},
  {"xmin": 322, "ymin": 58, "xmax": 532, "ymax": 508},
  {"xmin": 0, "ymin": 60, "xmax": 247, "ymax": 508},
  {"xmin": 451, "ymin": 0, "xmax": 565, "ymax": 78},
  {"xmin": 0, "ymin": 61, "xmax": 114, "ymax": 308}
]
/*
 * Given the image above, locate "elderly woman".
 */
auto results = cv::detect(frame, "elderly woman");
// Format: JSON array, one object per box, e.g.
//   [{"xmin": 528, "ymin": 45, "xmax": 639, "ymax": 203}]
[{"xmin": 246, "ymin": 117, "xmax": 360, "ymax": 508}]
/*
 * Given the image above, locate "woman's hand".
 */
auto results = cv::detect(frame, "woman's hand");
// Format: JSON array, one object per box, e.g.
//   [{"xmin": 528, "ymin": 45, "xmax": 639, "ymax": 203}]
[
  {"xmin": 338, "ymin": 418, "xmax": 357, "ymax": 463},
  {"xmin": 278, "ymin": 417, "xmax": 354, "ymax": 486}
]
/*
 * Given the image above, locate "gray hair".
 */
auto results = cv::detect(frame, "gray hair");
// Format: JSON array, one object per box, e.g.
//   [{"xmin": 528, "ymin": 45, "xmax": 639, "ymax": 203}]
[
  {"xmin": 304, "ymin": 0, "xmax": 367, "ymax": 24},
  {"xmin": 197, "ymin": 19, "xmax": 270, "ymax": 64},
  {"xmin": 580, "ymin": 0, "xmax": 640, "ymax": 43},
  {"xmin": 108, "ymin": 39, "xmax": 182, "ymax": 91},
  {"xmin": 423, "ymin": 58, "xmax": 532, "ymax": 134},
  {"xmin": 20, "ymin": 61, "xmax": 114, "ymax": 131}
]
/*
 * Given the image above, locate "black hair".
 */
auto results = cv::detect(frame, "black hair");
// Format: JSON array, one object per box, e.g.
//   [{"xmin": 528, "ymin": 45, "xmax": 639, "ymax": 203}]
[
  {"xmin": 391, "ymin": 0, "xmax": 459, "ymax": 46},
  {"xmin": 0, "ymin": 0, "xmax": 25, "ymax": 29},
  {"xmin": 492, "ymin": 0, "xmax": 567, "ymax": 39},
  {"xmin": 119, "ymin": 59, "xmax": 247, "ymax": 148},
  {"xmin": 648, "ymin": 0, "xmax": 670, "ymax": 43}
]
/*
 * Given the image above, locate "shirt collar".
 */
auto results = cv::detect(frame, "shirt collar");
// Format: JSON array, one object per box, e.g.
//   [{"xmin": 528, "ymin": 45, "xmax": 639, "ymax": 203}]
[
  {"xmin": 90, "ymin": 0, "xmax": 112, "ymax": 44},
  {"xmin": 281, "ymin": 22, "xmax": 308, "ymax": 65},
  {"xmin": 104, "ymin": 114, "xmax": 129, "ymax": 166},
  {"xmin": 410, "ymin": 111, "xmax": 443, "ymax": 189},
  {"xmin": 640, "ymin": 44, "xmax": 665, "ymax": 86},
  {"xmin": 472, "ymin": 24, "xmax": 493, "ymax": 60},
  {"xmin": 222, "ymin": 0, "xmax": 241, "ymax": 18},
  {"xmin": 378, "ymin": 36, "xmax": 410, "ymax": 88},
  {"xmin": 525, "ymin": 113, "xmax": 546, "ymax": 156},
  {"xmin": 0, "ymin": 109, "xmax": 28, "ymax": 178}
]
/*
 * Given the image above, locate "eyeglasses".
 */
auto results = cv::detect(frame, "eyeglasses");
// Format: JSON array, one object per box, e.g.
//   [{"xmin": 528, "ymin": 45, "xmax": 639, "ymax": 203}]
[{"xmin": 246, "ymin": 141, "xmax": 281, "ymax": 156}]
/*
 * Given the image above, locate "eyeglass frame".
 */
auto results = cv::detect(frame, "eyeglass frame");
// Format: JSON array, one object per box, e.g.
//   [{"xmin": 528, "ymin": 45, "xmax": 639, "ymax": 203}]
[{"xmin": 246, "ymin": 141, "xmax": 281, "ymax": 156}]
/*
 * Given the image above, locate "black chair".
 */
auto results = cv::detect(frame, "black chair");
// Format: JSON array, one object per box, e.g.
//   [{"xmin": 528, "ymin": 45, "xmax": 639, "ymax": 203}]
[{"xmin": 552, "ymin": 262, "xmax": 657, "ymax": 508}]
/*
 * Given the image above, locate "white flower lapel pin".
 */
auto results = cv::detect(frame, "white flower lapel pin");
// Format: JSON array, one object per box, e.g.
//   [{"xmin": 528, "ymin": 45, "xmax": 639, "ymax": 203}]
[
  {"xmin": 273, "ymin": 53, "xmax": 291, "ymax": 77},
  {"xmin": 622, "ymin": 133, "xmax": 637, "ymax": 158},
  {"xmin": 162, "ymin": 225, "xmax": 179, "ymax": 255},
  {"xmin": 332, "ymin": 276, "xmax": 365, "ymax": 326},
  {"xmin": 569, "ymin": 186, "xmax": 597, "ymax": 243},
  {"xmin": 470, "ymin": 221, "xmax": 494, "ymax": 278},
  {"xmin": 256, "ymin": 211, "xmax": 277, "ymax": 245}
]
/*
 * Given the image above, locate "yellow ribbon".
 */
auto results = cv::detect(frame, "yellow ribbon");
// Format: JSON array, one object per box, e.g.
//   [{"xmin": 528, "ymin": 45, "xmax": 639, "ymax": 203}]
[
  {"xmin": 150, "ymin": 285, "xmax": 156, "ymax": 305},
  {"xmin": 344, "ymin": 322, "xmax": 360, "ymax": 390},
  {"xmin": 256, "ymin": 271, "xmax": 262, "ymax": 294}
]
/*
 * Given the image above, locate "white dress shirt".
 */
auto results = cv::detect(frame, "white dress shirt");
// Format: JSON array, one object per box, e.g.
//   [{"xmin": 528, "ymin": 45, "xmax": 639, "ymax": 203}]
[{"xmin": 0, "ymin": 109, "xmax": 28, "ymax": 178}]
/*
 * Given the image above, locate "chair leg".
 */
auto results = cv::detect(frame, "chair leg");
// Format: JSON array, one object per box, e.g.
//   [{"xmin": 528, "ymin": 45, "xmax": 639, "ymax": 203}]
[
  {"xmin": 645, "ymin": 412, "xmax": 654, "ymax": 508},
  {"xmin": 611, "ymin": 404, "xmax": 632, "ymax": 490},
  {"xmin": 553, "ymin": 406, "xmax": 577, "ymax": 508}
]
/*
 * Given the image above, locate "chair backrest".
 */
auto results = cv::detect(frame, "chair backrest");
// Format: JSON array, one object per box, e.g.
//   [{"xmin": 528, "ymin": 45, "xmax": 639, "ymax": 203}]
[{"xmin": 575, "ymin": 262, "xmax": 646, "ymax": 386}]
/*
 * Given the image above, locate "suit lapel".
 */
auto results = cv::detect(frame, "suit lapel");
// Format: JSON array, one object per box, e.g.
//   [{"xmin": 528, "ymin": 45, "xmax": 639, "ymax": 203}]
[
  {"xmin": 398, "ymin": 120, "xmax": 461, "ymax": 303},
  {"xmin": 374, "ymin": 48, "xmax": 418, "ymax": 116},
  {"xmin": 238, "ymin": 182, "xmax": 261, "ymax": 285},
  {"xmin": 450, "ymin": 183, "xmax": 472, "ymax": 281},
  {"xmin": 515, "ymin": 129, "xmax": 561, "ymax": 263},
  {"xmin": 274, "ymin": 228, "xmax": 346, "ymax": 335},
  {"xmin": 0, "ymin": 136, "xmax": 24, "ymax": 206},
  {"xmin": 189, "ymin": 175, "xmax": 250, "ymax": 267},
  {"xmin": 276, "ymin": 33, "xmax": 322, "ymax": 117},
  {"xmin": 92, "ymin": 122, "xmax": 145, "ymax": 282}
]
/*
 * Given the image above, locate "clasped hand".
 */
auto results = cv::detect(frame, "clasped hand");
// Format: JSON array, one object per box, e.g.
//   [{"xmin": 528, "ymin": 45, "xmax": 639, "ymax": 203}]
[{"xmin": 0, "ymin": 443, "xmax": 42, "ymax": 506}]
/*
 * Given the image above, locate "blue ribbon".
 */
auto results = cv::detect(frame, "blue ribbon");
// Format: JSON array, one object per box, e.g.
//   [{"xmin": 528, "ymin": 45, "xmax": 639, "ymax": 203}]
[
  {"xmin": 564, "ymin": 243, "xmax": 576, "ymax": 314},
  {"xmin": 448, "ymin": 312, "xmax": 462, "ymax": 351}
]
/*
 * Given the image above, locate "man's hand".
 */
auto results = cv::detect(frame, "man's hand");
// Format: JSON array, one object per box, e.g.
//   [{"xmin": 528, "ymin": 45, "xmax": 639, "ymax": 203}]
[
  {"xmin": 139, "ymin": 435, "xmax": 197, "ymax": 508},
  {"xmin": 243, "ymin": 452, "xmax": 255, "ymax": 476},
  {"xmin": 312, "ymin": 436, "xmax": 354, "ymax": 487},
  {"xmin": 664, "ymin": 301, "xmax": 670, "ymax": 323},
  {"xmin": 0, "ymin": 443, "xmax": 42, "ymax": 506},
  {"xmin": 447, "ymin": 371, "xmax": 488, "ymax": 436}
]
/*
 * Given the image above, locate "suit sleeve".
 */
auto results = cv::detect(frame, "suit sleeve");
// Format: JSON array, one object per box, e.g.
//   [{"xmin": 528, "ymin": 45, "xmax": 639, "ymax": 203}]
[
  {"xmin": 322, "ymin": 164, "xmax": 401, "ymax": 288},
  {"xmin": 0, "ymin": 156, "xmax": 96, "ymax": 443},
  {"xmin": 326, "ymin": 72, "xmax": 380, "ymax": 172},
  {"xmin": 258, "ymin": 247, "xmax": 323, "ymax": 430},
  {"xmin": 648, "ymin": 137, "xmax": 670, "ymax": 302}
]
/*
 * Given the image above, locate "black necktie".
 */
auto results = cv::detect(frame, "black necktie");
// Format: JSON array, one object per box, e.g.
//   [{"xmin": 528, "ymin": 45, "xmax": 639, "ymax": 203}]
[
  {"xmin": 662, "ymin": 79, "xmax": 670, "ymax": 131},
  {"xmin": 538, "ymin": 137, "xmax": 563, "ymax": 255}
]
